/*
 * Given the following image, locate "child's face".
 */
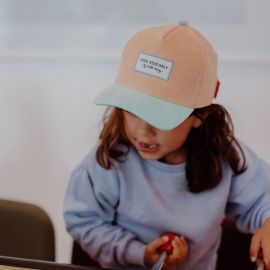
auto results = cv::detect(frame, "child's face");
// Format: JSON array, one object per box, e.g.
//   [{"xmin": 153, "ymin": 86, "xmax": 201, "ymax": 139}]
[{"xmin": 123, "ymin": 110, "xmax": 201, "ymax": 164}]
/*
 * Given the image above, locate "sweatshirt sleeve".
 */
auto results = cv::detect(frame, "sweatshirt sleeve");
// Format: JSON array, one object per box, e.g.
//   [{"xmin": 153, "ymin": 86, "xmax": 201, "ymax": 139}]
[
  {"xmin": 226, "ymin": 142, "xmax": 270, "ymax": 233},
  {"xmin": 63, "ymin": 152, "xmax": 145, "ymax": 268}
]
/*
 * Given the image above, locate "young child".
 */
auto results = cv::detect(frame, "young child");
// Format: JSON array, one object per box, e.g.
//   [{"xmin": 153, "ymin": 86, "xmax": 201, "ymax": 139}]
[{"xmin": 63, "ymin": 23, "xmax": 270, "ymax": 270}]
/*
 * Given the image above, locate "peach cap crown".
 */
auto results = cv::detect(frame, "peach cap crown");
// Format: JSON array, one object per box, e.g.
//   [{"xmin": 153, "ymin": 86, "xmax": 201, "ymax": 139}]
[{"xmin": 95, "ymin": 23, "xmax": 218, "ymax": 130}]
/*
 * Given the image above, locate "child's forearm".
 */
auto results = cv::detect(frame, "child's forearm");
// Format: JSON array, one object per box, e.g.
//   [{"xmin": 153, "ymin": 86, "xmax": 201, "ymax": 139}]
[
  {"xmin": 63, "ymin": 167, "xmax": 145, "ymax": 267},
  {"xmin": 67, "ymin": 219, "xmax": 145, "ymax": 267}
]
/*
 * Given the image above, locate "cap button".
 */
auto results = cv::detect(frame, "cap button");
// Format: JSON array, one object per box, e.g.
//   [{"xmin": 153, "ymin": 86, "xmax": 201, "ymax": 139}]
[{"xmin": 178, "ymin": 21, "xmax": 188, "ymax": 26}]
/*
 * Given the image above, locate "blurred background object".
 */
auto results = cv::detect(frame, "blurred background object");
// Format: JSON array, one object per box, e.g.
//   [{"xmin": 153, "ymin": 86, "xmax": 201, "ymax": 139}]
[{"xmin": 0, "ymin": 199, "xmax": 55, "ymax": 261}]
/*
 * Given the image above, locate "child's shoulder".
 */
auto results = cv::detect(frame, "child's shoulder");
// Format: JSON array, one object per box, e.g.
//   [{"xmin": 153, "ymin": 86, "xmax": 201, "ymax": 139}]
[
  {"xmin": 234, "ymin": 138, "xmax": 258, "ymax": 162},
  {"xmin": 233, "ymin": 138, "xmax": 270, "ymax": 176},
  {"xmin": 69, "ymin": 145, "xmax": 122, "ymax": 195}
]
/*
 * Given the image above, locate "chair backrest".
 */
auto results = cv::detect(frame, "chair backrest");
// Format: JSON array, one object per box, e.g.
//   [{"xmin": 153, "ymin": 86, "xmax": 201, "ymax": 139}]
[
  {"xmin": 71, "ymin": 217, "xmax": 255, "ymax": 270},
  {"xmin": 0, "ymin": 199, "xmax": 55, "ymax": 261}
]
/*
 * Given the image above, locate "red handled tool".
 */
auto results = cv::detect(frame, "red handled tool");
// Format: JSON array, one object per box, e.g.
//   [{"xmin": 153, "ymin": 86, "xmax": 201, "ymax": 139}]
[
  {"xmin": 255, "ymin": 249, "xmax": 264, "ymax": 270},
  {"xmin": 151, "ymin": 232, "xmax": 179, "ymax": 270}
]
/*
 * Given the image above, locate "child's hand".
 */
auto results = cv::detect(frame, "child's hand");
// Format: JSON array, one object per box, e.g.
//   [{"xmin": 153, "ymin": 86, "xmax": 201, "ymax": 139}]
[
  {"xmin": 250, "ymin": 218, "xmax": 270, "ymax": 269},
  {"xmin": 144, "ymin": 234, "xmax": 188, "ymax": 270}
]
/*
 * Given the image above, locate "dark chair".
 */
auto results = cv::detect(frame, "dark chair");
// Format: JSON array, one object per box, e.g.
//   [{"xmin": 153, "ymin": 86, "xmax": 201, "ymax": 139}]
[
  {"xmin": 71, "ymin": 241, "xmax": 100, "ymax": 267},
  {"xmin": 0, "ymin": 199, "xmax": 55, "ymax": 261},
  {"xmin": 216, "ymin": 217, "xmax": 254, "ymax": 270},
  {"xmin": 71, "ymin": 217, "xmax": 255, "ymax": 269}
]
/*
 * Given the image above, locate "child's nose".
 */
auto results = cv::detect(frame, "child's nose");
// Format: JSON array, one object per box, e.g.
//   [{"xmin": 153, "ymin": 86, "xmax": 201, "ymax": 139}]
[{"xmin": 139, "ymin": 121, "xmax": 156, "ymax": 136}]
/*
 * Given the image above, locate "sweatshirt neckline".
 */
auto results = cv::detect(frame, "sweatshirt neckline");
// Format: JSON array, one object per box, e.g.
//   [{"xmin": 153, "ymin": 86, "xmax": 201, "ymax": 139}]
[{"xmin": 144, "ymin": 158, "xmax": 186, "ymax": 172}]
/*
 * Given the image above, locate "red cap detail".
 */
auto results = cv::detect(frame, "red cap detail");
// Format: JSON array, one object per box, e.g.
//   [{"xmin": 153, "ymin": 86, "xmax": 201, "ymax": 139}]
[{"xmin": 214, "ymin": 80, "xmax": 220, "ymax": 98}]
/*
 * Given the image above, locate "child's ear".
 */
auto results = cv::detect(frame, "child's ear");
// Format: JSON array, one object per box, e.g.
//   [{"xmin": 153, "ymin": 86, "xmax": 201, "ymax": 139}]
[
  {"xmin": 192, "ymin": 117, "xmax": 202, "ymax": 128},
  {"xmin": 192, "ymin": 112, "xmax": 208, "ymax": 128}
]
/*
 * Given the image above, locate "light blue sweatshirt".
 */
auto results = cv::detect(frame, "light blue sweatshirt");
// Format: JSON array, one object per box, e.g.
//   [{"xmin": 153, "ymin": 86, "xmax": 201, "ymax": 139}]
[{"xmin": 63, "ymin": 142, "xmax": 270, "ymax": 270}]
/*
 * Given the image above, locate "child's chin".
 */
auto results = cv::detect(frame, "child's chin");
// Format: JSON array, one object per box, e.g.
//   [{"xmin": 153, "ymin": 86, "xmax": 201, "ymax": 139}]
[{"xmin": 137, "ymin": 151, "xmax": 161, "ymax": 160}]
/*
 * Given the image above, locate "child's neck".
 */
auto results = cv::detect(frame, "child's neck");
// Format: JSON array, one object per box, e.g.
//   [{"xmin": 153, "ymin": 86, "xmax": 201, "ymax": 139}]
[{"xmin": 159, "ymin": 149, "xmax": 187, "ymax": 165}]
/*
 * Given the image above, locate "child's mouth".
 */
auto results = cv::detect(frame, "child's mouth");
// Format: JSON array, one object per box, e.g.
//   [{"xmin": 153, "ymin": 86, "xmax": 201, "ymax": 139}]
[{"xmin": 138, "ymin": 142, "xmax": 160, "ymax": 153}]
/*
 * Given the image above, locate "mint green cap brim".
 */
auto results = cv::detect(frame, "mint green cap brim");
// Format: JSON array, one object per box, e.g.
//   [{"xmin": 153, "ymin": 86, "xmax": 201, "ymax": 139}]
[{"xmin": 94, "ymin": 84, "xmax": 193, "ymax": 131}]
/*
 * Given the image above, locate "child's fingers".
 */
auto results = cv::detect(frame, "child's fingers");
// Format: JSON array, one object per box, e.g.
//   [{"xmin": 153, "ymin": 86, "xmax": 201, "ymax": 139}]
[
  {"xmin": 166, "ymin": 237, "xmax": 188, "ymax": 264},
  {"xmin": 250, "ymin": 235, "xmax": 261, "ymax": 262},
  {"xmin": 165, "ymin": 241, "xmax": 179, "ymax": 265},
  {"xmin": 262, "ymin": 246, "xmax": 270, "ymax": 270},
  {"xmin": 259, "ymin": 239, "xmax": 270, "ymax": 270},
  {"xmin": 175, "ymin": 236, "xmax": 188, "ymax": 255},
  {"xmin": 146, "ymin": 235, "xmax": 169, "ymax": 254},
  {"xmin": 177, "ymin": 236, "xmax": 188, "ymax": 248},
  {"xmin": 144, "ymin": 235, "xmax": 170, "ymax": 267}
]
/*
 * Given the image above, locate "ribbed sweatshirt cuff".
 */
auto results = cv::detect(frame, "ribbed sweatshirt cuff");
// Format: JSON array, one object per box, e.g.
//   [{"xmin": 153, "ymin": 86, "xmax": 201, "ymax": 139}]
[
  {"xmin": 262, "ymin": 212, "xmax": 270, "ymax": 226},
  {"xmin": 125, "ymin": 240, "xmax": 146, "ymax": 266}
]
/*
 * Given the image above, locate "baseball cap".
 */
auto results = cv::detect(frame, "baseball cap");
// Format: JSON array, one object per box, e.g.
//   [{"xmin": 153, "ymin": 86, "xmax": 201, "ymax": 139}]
[{"xmin": 95, "ymin": 22, "xmax": 219, "ymax": 130}]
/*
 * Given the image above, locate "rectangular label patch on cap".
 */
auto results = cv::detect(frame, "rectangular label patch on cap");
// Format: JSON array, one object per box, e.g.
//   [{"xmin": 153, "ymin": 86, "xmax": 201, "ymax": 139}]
[{"xmin": 134, "ymin": 52, "xmax": 174, "ymax": 80}]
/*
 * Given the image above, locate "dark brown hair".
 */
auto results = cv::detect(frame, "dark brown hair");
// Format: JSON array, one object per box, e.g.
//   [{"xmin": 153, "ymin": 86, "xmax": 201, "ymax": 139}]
[{"xmin": 96, "ymin": 104, "xmax": 247, "ymax": 193}]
